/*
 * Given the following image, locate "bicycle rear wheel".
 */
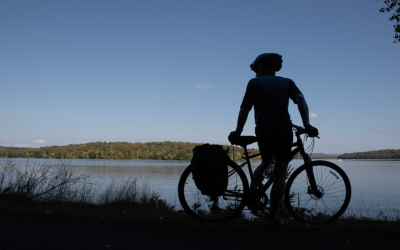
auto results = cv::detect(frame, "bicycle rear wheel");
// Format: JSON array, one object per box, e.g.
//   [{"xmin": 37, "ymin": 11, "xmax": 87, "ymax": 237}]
[
  {"xmin": 178, "ymin": 163, "xmax": 249, "ymax": 222},
  {"xmin": 284, "ymin": 160, "xmax": 351, "ymax": 224}
]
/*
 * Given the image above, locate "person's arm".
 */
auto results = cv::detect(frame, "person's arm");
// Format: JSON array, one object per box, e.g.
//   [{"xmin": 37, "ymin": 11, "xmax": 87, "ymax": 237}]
[
  {"xmin": 234, "ymin": 80, "xmax": 254, "ymax": 135},
  {"xmin": 294, "ymin": 94, "xmax": 310, "ymax": 127},
  {"xmin": 290, "ymin": 82, "xmax": 318, "ymax": 136},
  {"xmin": 235, "ymin": 107, "xmax": 250, "ymax": 135}
]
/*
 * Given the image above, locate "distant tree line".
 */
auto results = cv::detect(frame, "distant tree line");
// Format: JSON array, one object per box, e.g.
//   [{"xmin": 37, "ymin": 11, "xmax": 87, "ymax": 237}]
[
  {"xmin": 338, "ymin": 149, "xmax": 400, "ymax": 159},
  {"xmin": 308, "ymin": 153, "xmax": 339, "ymax": 159},
  {"xmin": 6, "ymin": 141, "xmax": 398, "ymax": 160},
  {"xmin": 0, "ymin": 141, "xmax": 261, "ymax": 161}
]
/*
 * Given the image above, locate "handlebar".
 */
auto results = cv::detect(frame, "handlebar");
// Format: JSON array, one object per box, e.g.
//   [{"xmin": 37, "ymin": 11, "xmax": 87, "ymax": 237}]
[
  {"xmin": 292, "ymin": 124, "xmax": 305, "ymax": 134},
  {"xmin": 293, "ymin": 124, "xmax": 320, "ymax": 138}
]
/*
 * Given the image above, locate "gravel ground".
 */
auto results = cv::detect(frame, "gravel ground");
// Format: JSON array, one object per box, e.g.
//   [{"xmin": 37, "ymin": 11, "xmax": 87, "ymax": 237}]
[{"xmin": 1, "ymin": 211, "xmax": 399, "ymax": 250}]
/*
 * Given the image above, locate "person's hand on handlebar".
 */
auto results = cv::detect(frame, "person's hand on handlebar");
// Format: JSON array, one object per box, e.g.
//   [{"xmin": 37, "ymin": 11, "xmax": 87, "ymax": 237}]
[{"xmin": 305, "ymin": 125, "xmax": 319, "ymax": 137}]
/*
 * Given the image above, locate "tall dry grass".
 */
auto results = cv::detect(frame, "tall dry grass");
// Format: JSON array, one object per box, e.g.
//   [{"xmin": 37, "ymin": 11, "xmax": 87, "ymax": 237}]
[
  {"xmin": 0, "ymin": 158, "xmax": 174, "ymax": 218},
  {"xmin": 0, "ymin": 158, "xmax": 87, "ymax": 202}
]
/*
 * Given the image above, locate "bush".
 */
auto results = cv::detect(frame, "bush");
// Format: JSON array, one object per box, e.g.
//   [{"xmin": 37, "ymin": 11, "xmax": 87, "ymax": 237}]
[
  {"xmin": 0, "ymin": 158, "xmax": 87, "ymax": 202},
  {"xmin": 0, "ymin": 158, "xmax": 174, "ymax": 213}
]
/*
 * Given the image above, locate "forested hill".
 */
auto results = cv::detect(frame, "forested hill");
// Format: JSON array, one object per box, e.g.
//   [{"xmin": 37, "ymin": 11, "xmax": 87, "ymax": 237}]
[
  {"xmin": 310, "ymin": 153, "xmax": 339, "ymax": 159},
  {"xmin": 0, "ymin": 141, "xmax": 261, "ymax": 161},
  {"xmin": 4, "ymin": 141, "xmax": 396, "ymax": 160},
  {"xmin": 338, "ymin": 149, "xmax": 400, "ymax": 159}
]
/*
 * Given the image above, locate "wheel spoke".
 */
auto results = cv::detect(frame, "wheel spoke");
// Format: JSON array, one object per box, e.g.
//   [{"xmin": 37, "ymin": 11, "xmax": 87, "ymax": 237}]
[
  {"xmin": 285, "ymin": 161, "xmax": 351, "ymax": 224},
  {"xmin": 178, "ymin": 164, "xmax": 249, "ymax": 222}
]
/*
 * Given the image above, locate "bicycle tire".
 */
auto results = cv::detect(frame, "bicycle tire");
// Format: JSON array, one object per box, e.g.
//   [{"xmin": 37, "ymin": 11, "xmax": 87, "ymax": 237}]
[
  {"xmin": 284, "ymin": 160, "xmax": 351, "ymax": 224},
  {"xmin": 178, "ymin": 163, "xmax": 249, "ymax": 222}
]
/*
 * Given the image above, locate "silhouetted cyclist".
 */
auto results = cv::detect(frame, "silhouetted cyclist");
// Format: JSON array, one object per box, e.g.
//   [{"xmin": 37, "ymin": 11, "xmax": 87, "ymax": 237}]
[{"xmin": 229, "ymin": 53, "xmax": 318, "ymax": 226}]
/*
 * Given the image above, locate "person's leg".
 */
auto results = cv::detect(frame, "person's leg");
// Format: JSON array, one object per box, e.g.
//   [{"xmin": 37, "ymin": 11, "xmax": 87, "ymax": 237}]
[
  {"xmin": 266, "ymin": 123, "xmax": 293, "ymax": 224},
  {"xmin": 254, "ymin": 126, "xmax": 274, "ymax": 191},
  {"xmin": 268, "ymin": 160, "xmax": 289, "ymax": 222},
  {"xmin": 251, "ymin": 158, "xmax": 273, "ymax": 189}
]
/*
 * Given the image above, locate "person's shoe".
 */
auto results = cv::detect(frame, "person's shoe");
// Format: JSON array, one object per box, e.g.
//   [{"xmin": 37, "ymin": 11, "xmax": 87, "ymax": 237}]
[
  {"xmin": 244, "ymin": 190, "xmax": 257, "ymax": 208},
  {"xmin": 266, "ymin": 217, "xmax": 287, "ymax": 228}
]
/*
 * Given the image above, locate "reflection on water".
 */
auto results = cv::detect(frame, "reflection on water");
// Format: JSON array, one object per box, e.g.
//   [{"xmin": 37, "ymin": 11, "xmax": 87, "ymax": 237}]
[{"xmin": 6, "ymin": 158, "xmax": 400, "ymax": 218}]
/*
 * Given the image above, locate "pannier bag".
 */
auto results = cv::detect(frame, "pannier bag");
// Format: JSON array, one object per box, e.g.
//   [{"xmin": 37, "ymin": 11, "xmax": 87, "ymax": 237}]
[{"xmin": 191, "ymin": 144, "xmax": 231, "ymax": 196}]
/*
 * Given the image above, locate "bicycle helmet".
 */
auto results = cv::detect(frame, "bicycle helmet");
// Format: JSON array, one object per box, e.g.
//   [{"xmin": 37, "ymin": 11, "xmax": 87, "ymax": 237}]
[{"xmin": 250, "ymin": 53, "xmax": 283, "ymax": 72}]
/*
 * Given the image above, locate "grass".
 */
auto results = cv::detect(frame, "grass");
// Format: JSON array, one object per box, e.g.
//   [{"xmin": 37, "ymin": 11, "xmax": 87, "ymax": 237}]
[
  {"xmin": 0, "ymin": 158, "xmax": 399, "ymax": 231},
  {"xmin": 0, "ymin": 158, "xmax": 176, "ymax": 222}
]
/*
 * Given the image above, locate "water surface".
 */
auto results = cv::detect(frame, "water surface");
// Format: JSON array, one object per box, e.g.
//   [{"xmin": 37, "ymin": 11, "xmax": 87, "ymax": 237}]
[{"xmin": 6, "ymin": 158, "xmax": 400, "ymax": 218}]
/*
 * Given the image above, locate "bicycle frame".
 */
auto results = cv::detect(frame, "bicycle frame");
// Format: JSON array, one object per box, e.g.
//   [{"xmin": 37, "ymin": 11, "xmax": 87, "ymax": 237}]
[
  {"xmin": 233, "ymin": 125, "xmax": 322, "ymax": 199},
  {"xmin": 179, "ymin": 126, "xmax": 350, "ymax": 224}
]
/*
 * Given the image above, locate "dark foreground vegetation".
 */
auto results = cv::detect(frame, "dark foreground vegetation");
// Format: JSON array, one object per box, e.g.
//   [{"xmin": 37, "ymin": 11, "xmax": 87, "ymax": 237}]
[
  {"xmin": 1, "ymin": 158, "xmax": 399, "ymax": 235},
  {"xmin": 0, "ymin": 158, "xmax": 174, "ymax": 222},
  {"xmin": 3, "ymin": 211, "xmax": 400, "ymax": 250}
]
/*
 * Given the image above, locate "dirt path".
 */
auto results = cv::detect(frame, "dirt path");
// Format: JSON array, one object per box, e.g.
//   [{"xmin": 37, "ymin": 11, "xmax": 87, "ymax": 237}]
[{"xmin": 1, "ymin": 211, "xmax": 399, "ymax": 249}]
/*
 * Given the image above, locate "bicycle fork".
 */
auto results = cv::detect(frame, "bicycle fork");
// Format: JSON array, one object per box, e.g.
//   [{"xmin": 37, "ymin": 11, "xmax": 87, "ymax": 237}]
[{"xmin": 304, "ymin": 156, "xmax": 323, "ymax": 199}]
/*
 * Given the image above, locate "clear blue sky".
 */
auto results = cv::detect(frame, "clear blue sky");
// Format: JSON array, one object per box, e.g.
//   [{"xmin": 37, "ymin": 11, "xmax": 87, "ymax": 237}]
[{"xmin": 1, "ymin": 0, "xmax": 399, "ymax": 154}]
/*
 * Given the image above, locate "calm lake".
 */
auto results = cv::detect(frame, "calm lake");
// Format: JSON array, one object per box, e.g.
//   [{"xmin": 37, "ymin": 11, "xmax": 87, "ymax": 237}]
[{"xmin": 6, "ymin": 158, "xmax": 400, "ymax": 219}]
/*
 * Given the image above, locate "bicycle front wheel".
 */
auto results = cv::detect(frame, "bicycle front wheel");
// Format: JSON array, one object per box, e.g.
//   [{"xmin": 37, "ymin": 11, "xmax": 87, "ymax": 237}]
[
  {"xmin": 285, "ymin": 160, "xmax": 351, "ymax": 224},
  {"xmin": 178, "ymin": 163, "xmax": 249, "ymax": 222}
]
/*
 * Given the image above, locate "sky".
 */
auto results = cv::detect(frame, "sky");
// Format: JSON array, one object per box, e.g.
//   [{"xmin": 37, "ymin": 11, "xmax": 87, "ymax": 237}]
[{"xmin": 0, "ymin": 0, "xmax": 399, "ymax": 154}]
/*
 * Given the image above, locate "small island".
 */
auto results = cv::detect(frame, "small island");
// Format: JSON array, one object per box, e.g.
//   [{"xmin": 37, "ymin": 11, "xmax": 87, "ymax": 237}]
[{"xmin": 338, "ymin": 149, "xmax": 400, "ymax": 159}]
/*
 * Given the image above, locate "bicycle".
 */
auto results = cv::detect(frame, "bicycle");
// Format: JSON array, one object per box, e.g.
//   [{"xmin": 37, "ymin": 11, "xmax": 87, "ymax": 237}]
[{"xmin": 178, "ymin": 124, "xmax": 351, "ymax": 224}]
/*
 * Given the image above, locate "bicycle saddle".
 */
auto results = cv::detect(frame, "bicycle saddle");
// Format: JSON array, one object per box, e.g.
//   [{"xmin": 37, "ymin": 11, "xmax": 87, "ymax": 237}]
[{"xmin": 229, "ymin": 136, "xmax": 258, "ymax": 147}]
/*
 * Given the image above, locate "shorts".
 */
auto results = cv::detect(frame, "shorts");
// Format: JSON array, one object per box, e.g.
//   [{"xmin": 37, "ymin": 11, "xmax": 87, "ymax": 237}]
[{"xmin": 255, "ymin": 123, "xmax": 293, "ymax": 162}]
